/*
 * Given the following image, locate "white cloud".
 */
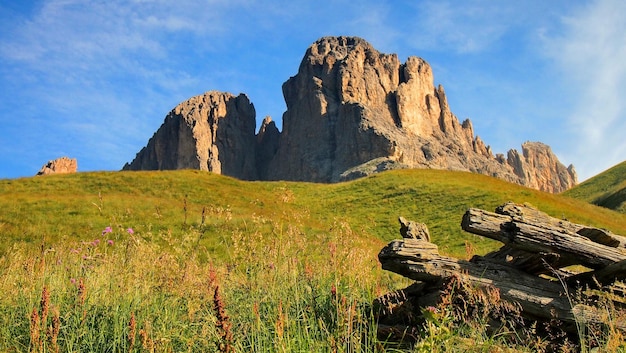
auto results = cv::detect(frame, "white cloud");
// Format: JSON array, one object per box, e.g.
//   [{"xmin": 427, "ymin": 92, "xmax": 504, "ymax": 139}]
[
  {"xmin": 0, "ymin": 0, "xmax": 245, "ymax": 175},
  {"xmin": 341, "ymin": 3, "xmax": 398, "ymax": 48},
  {"xmin": 544, "ymin": 0, "xmax": 626, "ymax": 179}
]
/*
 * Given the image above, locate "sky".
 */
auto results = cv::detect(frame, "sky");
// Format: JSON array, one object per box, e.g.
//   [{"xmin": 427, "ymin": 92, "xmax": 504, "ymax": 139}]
[{"xmin": 1, "ymin": 0, "xmax": 625, "ymax": 182}]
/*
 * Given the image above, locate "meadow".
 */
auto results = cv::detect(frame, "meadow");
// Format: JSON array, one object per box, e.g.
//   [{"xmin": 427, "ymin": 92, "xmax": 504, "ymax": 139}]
[
  {"xmin": 1, "ymin": 169, "xmax": 625, "ymax": 352},
  {"xmin": 563, "ymin": 161, "xmax": 626, "ymax": 213}
]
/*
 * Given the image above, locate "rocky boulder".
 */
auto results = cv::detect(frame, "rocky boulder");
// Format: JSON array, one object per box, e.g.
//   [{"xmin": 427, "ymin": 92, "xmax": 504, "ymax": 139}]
[{"xmin": 36, "ymin": 157, "xmax": 77, "ymax": 175}]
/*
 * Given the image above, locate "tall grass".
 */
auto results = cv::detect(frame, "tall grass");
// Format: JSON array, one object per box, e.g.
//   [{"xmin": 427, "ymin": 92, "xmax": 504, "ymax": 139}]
[
  {"xmin": 0, "ymin": 222, "xmax": 541, "ymax": 352},
  {"xmin": 0, "ymin": 204, "xmax": 395, "ymax": 352}
]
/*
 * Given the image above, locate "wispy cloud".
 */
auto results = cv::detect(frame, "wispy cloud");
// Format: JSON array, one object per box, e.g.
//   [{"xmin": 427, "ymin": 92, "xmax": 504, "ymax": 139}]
[
  {"xmin": 1, "ymin": 0, "xmax": 622, "ymax": 181},
  {"xmin": 402, "ymin": 0, "xmax": 521, "ymax": 54},
  {"xmin": 394, "ymin": 2, "xmax": 568, "ymax": 153},
  {"xmin": 543, "ymin": 0, "xmax": 626, "ymax": 179},
  {"xmin": 0, "ymin": 0, "xmax": 244, "ymax": 174},
  {"xmin": 0, "ymin": 0, "xmax": 247, "ymax": 76}
]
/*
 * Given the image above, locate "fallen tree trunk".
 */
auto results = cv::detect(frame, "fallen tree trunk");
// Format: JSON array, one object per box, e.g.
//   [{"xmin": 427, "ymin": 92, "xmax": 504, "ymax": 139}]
[
  {"xmin": 461, "ymin": 208, "xmax": 626, "ymax": 269},
  {"xmin": 378, "ymin": 238, "xmax": 624, "ymax": 330},
  {"xmin": 376, "ymin": 203, "xmax": 626, "ymax": 345},
  {"xmin": 495, "ymin": 202, "xmax": 626, "ymax": 249},
  {"xmin": 566, "ymin": 258, "xmax": 626, "ymax": 288},
  {"xmin": 379, "ymin": 238, "xmax": 573, "ymax": 321}
]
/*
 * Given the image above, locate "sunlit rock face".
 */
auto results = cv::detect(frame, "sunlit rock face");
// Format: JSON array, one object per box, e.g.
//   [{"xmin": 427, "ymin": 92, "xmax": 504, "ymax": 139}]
[
  {"xmin": 265, "ymin": 36, "xmax": 576, "ymax": 191},
  {"xmin": 123, "ymin": 91, "xmax": 258, "ymax": 180},
  {"xmin": 125, "ymin": 36, "xmax": 577, "ymax": 193}
]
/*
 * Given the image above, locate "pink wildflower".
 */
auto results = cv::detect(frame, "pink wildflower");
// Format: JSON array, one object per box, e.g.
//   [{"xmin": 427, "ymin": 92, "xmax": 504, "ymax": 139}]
[
  {"xmin": 425, "ymin": 306, "xmax": 438, "ymax": 314},
  {"xmin": 126, "ymin": 228, "xmax": 134, "ymax": 235},
  {"xmin": 102, "ymin": 226, "xmax": 112, "ymax": 235}
]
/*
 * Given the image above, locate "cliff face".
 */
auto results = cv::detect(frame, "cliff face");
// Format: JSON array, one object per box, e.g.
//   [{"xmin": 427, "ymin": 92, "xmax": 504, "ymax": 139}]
[
  {"xmin": 124, "ymin": 36, "xmax": 577, "ymax": 193},
  {"xmin": 123, "ymin": 91, "xmax": 258, "ymax": 180}
]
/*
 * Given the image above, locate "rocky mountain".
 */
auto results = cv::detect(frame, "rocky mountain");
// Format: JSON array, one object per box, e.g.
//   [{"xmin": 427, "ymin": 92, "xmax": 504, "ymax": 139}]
[
  {"xmin": 123, "ymin": 36, "xmax": 577, "ymax": 193},
  {"xmin": 37, "ymin": 157, "xmax": 77, "ymax": 176}
]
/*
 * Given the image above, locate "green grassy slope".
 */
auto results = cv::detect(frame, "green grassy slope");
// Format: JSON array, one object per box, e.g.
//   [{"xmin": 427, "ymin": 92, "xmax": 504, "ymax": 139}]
[
  {"xmin": 2, "ymin": 169, "xmax": 626, "ymax": 352},
  {"xmin": 563, "ymin": 161, "xmax": 626, "ymax": 213},
  {"xmin": 2, "ymin": 169, "xmax": 625, "ymax": 258}
]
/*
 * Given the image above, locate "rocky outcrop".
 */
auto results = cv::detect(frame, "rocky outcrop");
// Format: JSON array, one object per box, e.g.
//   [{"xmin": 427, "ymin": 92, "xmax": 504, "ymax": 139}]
[
  {"xmin": 123, "ymin": 91, "xmax": 258, "ymax": 180},
  {"xmin": 256, "ymin": 116, "xmax": 280, "ymax": 180},
  {"xmin": 506, "ymin": 142, "xmax": 578, "ymax": 193},
  {"xmin": 265, "ymin": 36, "xmax": 576, "ymax": 192},
  {"xmin": 36, "ymin": 157, "xmax": 77, "ymax": 175},
  {"xmin": 124, "ymin": 36, "xmax": 577, "ymax": 193}
]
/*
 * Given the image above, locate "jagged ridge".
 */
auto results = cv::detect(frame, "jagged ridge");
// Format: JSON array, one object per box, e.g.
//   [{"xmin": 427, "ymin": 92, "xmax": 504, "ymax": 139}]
[{"xmin": 123, "ymin": 36, "xmax": 577, "ymax": 193}]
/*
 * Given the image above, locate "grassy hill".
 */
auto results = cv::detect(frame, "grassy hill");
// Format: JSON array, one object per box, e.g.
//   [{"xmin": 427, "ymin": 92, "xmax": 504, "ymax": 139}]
[
  {"xmin": 2, "ymin": 169, "xmax": 625, "ymax": 257},
  {"xmin": 1, "ymin": 169, "xmax": 625, "ymax": 352},
  {"xmin": 563, "ymin": 161, "xmax": 626, "ymax": 213}
]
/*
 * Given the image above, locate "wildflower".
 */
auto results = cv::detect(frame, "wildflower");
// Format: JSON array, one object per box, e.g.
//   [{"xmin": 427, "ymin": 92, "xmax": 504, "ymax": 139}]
[
  {"xmin": 77, "ymin": 278, "xmax": 86, "ymax": 306},
  {"xmin": 275, "ymin": 300, "xmax": 284, "ymax": 342},
  {"xmin": 126, "ymin": 228, "xmax": 134, "ymax": 235},
  {"xmin": 331, "ymin": 284, "xmax": 337, "ymax": 298},
  {"xmin": 214, "ymin": 284, "xmax": 233, "ymax": 353},
  {"xmin": 128, "ymin": 312, "xmax": 137, "ymax": 352},
  {"xmin": 92, "ymin": 239, "xmax": 100, "ymax": 246},
  {"xmin": 70, "ymin": 278, "xmax": 76, "ymax": 285},
  {"xmin": 29, "ymin": 307, "xmax": 40, "ymax": 351},
  {"xmin": 422, "ymin": 305, "xmax": 441, "ymax": 323},
  {"xmin": 40, "ymin": 286, "xmax": 50, "ymax": 327},
  {"xmin": 425, "ymin": 306, "xmax": 438, "ymax": 314},
  {"xmin": 102, "ymin": 226, "xmax": 112, "ymax": 236},
  {"xmin": 107, "ymin": 239, "xmax": 114, "ymax": 246}
]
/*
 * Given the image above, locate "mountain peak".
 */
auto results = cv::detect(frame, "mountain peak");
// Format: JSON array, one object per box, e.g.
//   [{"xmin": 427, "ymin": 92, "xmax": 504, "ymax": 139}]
[{"xmin": 123, "ymin": 36, "xmax": 577, "ymax": 193}]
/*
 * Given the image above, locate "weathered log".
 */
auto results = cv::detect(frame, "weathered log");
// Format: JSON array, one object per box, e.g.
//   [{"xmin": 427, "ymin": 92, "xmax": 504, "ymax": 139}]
[
  {"xmin": 565, "ymin": 258, "xmax": 626, "ymax": 288},
  {"xmin": 379, "ymin": 238, "xmax": 573, "ymax": 322},
  {"xmin": 398, "ymin": 216, "xmax": 430, "ymax": 241},
  {"xmin": 480, "ymin": 245, "xmax": 571, "ymax": 276},
  {"xmin": 497, "ymin": 202, "xmax": 626, "ymax": 249},
  {"xmin": 461, "ymin": 208, "xmax": 626, "ymax": 269},
  {"xmin": 379, "ymin": 238, "xmax": 626, "ymax": 333},
  {"xmin": 376, "ymin": 324, "xmax": 420, "ymax": 342},
  {"xmin": 377, "ymin": 207, "xmax": 626, "ymax": 346}
]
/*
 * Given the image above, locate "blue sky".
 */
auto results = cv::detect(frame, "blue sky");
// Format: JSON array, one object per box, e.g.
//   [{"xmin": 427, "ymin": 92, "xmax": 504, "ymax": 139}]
[{"xmin": 1, "ymin": 0, "xmax": 625, "ymax": 182}]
